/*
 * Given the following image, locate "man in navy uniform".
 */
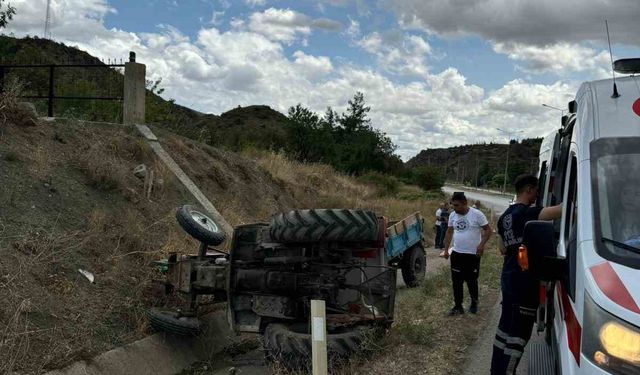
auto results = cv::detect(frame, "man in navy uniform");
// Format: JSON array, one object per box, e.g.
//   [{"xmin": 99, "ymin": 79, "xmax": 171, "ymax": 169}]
[{"xmin": 490, "ymin": 174, "xmax": 562, "ymax": 374}]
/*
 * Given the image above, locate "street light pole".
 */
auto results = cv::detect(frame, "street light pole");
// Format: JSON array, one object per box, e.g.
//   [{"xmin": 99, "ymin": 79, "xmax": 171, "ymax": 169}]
[
  {"xmin": 542, "ymin": 103, "xmax": 565, "ymax": 116},
  {"xmin": 496, "ymin": 128, "xmax": 524, "ymax": 194}
]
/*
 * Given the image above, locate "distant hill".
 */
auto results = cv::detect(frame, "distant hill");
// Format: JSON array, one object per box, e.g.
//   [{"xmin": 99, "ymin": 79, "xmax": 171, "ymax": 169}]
[
  {"xmin": 207, "ymin": 105, "xmax": 288, "ymax": 151},
  {"xmin": 406, "ymin": 138, "xmax": 542, "ymax": 189}
]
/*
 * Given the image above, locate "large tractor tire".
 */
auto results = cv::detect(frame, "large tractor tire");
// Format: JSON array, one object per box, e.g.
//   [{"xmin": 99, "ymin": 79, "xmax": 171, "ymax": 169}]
[
  {"xmin": 175, "ymin": 205, "xmax": 226, "ymax": 246},
  {"xmin": 147, "ymin": 307, "xmax": 201, "ymax": 336},
  {"xmin": 269, "ymin": 209, "xmax": 378, "ymax": 243},
  {"xmin": 263, "ymin": 322, "xmax": 374, "ymax": 369},
  {"xmin": 401, "ymin": 245, "xmax": 426, "ymax": 287}
]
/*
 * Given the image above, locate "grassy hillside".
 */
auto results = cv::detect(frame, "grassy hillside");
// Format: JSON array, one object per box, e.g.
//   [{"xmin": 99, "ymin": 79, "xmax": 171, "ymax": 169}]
[
  {"xmin": 0, "ymin": 35, "xmax": 291, "ymax": 152},
  {"xmin": 406, "ymin": 138, "xmax": 542, "ymax": 189},
  {"xmin": 0, "ymin": 99, "xmax": 441, "ymax": 373},
  {"xmin": 1, "ymin": 36, "xmax": 404, "ymax": 178}
]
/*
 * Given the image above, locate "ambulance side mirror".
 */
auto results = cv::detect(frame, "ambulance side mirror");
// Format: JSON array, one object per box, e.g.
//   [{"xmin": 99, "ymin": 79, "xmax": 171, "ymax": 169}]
[{"xmin": 523, "ymin": 221, "xmax": 566, "ymax": 281}]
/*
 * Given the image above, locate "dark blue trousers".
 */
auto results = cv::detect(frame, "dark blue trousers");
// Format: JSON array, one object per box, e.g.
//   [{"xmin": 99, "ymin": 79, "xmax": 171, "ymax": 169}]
[{"xmin": 490, "ymin": 271, "xmax": 539, "ymax": 374}]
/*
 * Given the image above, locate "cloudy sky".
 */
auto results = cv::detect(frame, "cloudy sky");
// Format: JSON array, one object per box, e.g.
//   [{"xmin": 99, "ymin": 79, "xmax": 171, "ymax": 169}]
[{"xmin": 4, "ymin": 0, "xmax": 640, "ymax": 159}]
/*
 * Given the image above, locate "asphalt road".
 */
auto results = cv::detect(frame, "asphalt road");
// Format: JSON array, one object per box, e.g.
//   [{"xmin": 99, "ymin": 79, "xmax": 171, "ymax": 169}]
[{"xmin": 442, "ymin": 185, "xmax": 512, "ymax": 216}]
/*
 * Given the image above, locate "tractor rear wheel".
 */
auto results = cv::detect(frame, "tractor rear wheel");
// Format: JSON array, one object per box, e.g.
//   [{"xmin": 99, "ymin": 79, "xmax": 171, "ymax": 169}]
[
  {"xmin": 263, "ymin": 322, "xmax": 375, "ymax": 370},
  {"xmin": 269, "ymin": 209, "xmax": 378, "ymax": 243}
]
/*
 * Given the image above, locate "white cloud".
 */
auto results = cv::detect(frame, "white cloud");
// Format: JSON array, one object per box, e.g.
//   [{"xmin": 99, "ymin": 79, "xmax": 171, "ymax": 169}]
[
  {"xmin": 345, "ymin": 17, "xmax": 360, "ymax": 39},
  {"xmin": 493, "ymin": 42, "xmax": 611, "ymax": 77},
  {"xmin": 318, "ymin": 0, "xmax": 371, "ymax": 17},
  {"xmin": 356, "ymin": 31, "xmax": 433, "ymax": 78},
  {"xmin": 4, "ymin": 0, "xmax": 578, "ymax": 160},
  {"xmin": 245, "ymin": 0, "xmax": 267, "ymax": 6},
  {"xmin": 248, "ymin": 8, "xmax": 311, "ymax": 43},
  {"xmin": 484, "ymin": 79, "xmax": 575, "ymax": 115},
  {"xmin": 247, "ymin": 8, "xmax": 341, "ymax": 44},
  {"xmin": 390, "ymin": 0, "xmax": 640, "ymax": 47},
  {"xmin": 293, "ymin": 51, "xmax": 334, "ymax": 80}
]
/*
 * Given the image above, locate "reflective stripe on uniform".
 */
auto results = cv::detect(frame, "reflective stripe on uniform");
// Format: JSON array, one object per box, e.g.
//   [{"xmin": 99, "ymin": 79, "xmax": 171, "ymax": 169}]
[
  {"xmin": 506, "ymin": 336, "xmax": 526, "ymax": 346},
  {"xmin": 496, "ymin": 328, "xmax": 508, "ymax": 339},
  {"xmin": 519, "ymin": 306, "xmax": 536, "ymax": 317}
]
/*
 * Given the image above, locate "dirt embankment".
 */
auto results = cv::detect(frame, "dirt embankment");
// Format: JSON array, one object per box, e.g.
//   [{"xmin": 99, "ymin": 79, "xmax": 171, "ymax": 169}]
[{"xmin": 0, "ymin": 107, "xmax": 439, "ymax": 374}]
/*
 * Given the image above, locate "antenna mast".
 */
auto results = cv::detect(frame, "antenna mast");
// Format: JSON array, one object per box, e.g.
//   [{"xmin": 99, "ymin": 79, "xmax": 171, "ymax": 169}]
[
  {"xmin": 44, "ymin": 0, "xmax": 52, "ymax": 39},
  {"xmin": 605, "ymin": 20, "xmax": 620, "ymax": 98}
]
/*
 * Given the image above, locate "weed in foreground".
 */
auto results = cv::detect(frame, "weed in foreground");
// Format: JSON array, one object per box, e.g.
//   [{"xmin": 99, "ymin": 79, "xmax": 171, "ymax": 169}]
[{"xmin": 396, "ymin": 321, "xmax": 436, "ymax": 346}]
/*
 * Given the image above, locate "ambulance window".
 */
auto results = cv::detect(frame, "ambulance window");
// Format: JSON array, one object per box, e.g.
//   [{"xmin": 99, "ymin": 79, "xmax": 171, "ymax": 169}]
[
  {"xmin": 564, "ymin": 155, "xmax": 578, "ymax": 300},
  {"xmin": 564, "ymin": 156, "xmax": 578, "ymax": 243},
  {"xmin": 537, "ymin": 161, "xmax": 547, "ymax": 207}
]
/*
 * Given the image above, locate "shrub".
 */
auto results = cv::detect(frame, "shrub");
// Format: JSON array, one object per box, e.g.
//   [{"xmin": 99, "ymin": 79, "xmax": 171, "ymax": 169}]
[
  {"xmin": 359, "ymin": 171, "xmax": 400, "ymax": 196},
  {"xmin": 409, "ymin": 166, "xmax": 444, "ymax": 191},
  {"xmin": 0, "ymin": 78, "xmax": 38, "ymax": 127}
]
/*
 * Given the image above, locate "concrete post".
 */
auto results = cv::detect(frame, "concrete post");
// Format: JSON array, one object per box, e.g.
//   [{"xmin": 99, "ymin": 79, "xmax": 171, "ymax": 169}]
[
  {"xmin": 311, "ymin": 300, "xmax": 328, "ymax": 375},
  {"xmin": 123, "ymin": 51, "xmax": 146, "ymax": 125}
]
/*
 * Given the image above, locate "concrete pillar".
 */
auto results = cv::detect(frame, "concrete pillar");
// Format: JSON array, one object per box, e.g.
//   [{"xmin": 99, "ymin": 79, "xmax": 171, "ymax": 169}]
[
  {"xmin": 123, "ymin": 52, "xmax": 146, "ymax": 125},
  {"xmin": 311, "ymin": 300, "xmax": 328, "ymax": 375}
]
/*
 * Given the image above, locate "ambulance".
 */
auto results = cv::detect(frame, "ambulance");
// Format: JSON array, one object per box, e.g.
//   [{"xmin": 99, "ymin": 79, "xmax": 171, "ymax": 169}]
[{"xmin": 525, "ymin": 58, "xmax": 640, "ymax": 374}]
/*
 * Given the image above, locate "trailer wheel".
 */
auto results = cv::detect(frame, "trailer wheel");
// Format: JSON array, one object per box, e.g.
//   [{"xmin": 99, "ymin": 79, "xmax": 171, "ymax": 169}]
[
  {"xmin": 401, "ymin": 245, "xmax": 426, "ymax": 287},
  {"xmin": 147, "ymin": 307, "xmax": 201, "ymax": 336},
  {"xmin": 175, "ymin": 205, "xmax": 226, "ymax": 246},
  {"xmin": 269, "ymin": 209, "xmax": 378, "ymax": 243},
  {"xmin": 263, "ymin": 323, "xmax": 375, "ymax": 370}
]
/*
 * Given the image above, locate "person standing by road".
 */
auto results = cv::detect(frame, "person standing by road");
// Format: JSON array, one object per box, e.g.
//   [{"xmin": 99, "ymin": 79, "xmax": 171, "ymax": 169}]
[
  {"xmin": 443, "ymin": 192, "xmax": 492, "ymax": 315},
  {"xmin": 490, "ymin": 174, "xmax": 562, "ymax": 374},
  {"xmin": 434, "ymin": 202, "xmax": 450, "ymax": 249}
]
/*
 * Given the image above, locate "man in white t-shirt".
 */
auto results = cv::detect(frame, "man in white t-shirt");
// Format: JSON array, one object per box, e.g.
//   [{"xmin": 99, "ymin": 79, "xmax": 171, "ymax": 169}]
[{"xmin": 443, "ymin": 192, "xmax": 493, "ymax": 315}]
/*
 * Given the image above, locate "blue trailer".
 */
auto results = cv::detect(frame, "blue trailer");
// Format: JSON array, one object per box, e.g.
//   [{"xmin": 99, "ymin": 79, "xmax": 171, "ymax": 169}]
[{"xmin": 385, "ymin": 212, "xmax": 426, "ymax": 287}]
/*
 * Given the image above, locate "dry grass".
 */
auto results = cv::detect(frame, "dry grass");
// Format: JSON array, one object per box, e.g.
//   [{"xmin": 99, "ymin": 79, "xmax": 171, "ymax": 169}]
[
  {"xmin": 246, "ymin": 150, "xmax": 442, "ymax": 234},
  {"xmin": 0, "ymin": 78, "xmax": 38, "ymax": 128},
  {"xmin": 0, "ymin": 115, "xmax": 451, "ymax": 374}
]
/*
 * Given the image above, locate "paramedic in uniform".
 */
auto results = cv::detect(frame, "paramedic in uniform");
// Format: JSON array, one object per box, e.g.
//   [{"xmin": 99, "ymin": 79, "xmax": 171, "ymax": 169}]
[
  {"xmin": 443, "ymin": 192, "xmax": 492, "ymax": 315},
  {"xmin": 491, "ymin": 174, "xmax": 562, "ymax": 374}
]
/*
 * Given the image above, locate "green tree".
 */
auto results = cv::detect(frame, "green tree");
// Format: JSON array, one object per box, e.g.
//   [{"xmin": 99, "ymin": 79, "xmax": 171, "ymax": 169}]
[
  {"xmin": 490, "ymin": 173, "xmax": 505, "ymax": 188},
  {"xmin": 0, "ymin": 0, "xmax": 15, "ymax": 29},
  {"xmin": 285, "ymin": 104, "xmax": 320, "ymax": 161},
  {"xmin": 410, "ymin": 166, "xmax": 445, "ymax": 191},
  {"xmin": 339, "ymin": 92, "xmax": 370, "ymax": 133},
  {"xmin": 333, "ymin": 92, "xmax": 398, "ymax": 174}
]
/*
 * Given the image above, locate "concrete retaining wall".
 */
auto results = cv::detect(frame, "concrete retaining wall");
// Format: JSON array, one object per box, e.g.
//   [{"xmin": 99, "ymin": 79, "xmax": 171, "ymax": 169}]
[{"xmin": 45, "ymin": 310, "xmax": 240, "ymax": 375}]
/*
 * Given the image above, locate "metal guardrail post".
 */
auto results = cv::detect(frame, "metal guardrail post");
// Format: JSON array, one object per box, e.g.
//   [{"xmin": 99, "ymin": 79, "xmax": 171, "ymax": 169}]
[{"xmin": 48, "ymin": 65, "xmax": 54, "ymax": 117}]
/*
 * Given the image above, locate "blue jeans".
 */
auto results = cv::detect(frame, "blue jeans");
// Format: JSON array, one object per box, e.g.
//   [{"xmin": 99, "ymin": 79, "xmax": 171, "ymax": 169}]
[{"xmin": 435, "ymin": 223, "xmax": 447, "ymax": 248}]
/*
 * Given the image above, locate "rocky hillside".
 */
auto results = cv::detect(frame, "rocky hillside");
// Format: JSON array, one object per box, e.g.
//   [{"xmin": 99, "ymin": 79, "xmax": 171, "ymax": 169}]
[{"xmin": 406, "ymin": 138, "xmax": 542, "ymax": 188}]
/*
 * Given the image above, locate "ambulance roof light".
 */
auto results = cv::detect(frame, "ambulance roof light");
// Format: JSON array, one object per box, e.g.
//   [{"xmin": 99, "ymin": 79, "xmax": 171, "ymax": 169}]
[{"xmin": 613, "ymin": 58, "xmax": 640, "ymax": 74}]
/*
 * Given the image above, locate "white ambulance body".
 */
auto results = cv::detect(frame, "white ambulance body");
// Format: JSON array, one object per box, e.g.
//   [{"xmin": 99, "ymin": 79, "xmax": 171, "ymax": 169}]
[{"xmin": 527, "ymin": 60, "xmax": 640, "ymax": 375}]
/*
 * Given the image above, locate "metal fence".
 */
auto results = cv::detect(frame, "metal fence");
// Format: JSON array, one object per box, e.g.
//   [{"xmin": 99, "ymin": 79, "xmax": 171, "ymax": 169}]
[{"xmin": 0, "ymin": 53, "xmax": 134, "ymax": 117}]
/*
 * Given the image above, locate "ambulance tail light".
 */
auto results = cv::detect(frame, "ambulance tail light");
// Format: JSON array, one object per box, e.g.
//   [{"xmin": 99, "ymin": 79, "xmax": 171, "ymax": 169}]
[
  {"xmin": 518, "ymin": 245, "xmax": 529, "ymax": 271},
  {"xmin": 583, "ymin": 293, "xmax": 640, "ymax": 374}
]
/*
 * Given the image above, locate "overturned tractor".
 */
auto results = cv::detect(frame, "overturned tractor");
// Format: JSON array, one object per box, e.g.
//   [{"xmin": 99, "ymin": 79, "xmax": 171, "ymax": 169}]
[{"xmin": 149, "ymin": 205, "xmax": 425, "ymax": 368}]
